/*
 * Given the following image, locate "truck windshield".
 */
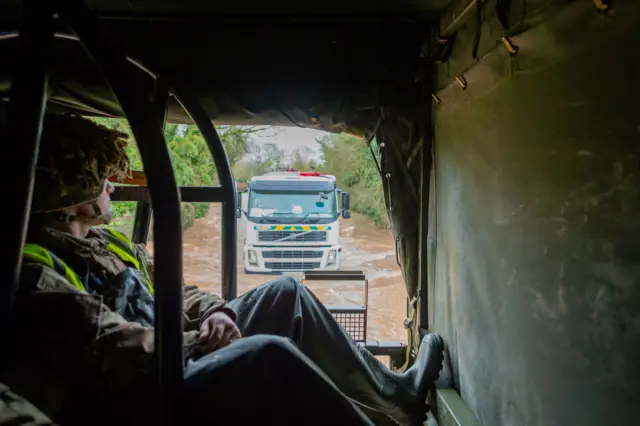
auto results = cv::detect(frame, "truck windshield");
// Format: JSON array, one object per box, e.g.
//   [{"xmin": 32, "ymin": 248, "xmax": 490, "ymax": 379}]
[{"xmin": 248, "ymin": 190, "xmax": 337, "ymax": 221}]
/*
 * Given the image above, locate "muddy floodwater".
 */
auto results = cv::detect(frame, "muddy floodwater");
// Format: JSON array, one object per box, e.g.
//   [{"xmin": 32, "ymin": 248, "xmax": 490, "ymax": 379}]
[{"xmin": 149, "ymin": 205, "xmax": 407, "ymax": 343}]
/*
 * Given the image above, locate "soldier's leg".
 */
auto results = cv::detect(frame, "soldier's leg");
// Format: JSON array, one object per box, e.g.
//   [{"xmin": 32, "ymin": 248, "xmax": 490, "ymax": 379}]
[
  {"xmin": 0, "ymin": 382, "xmax": 56, "ymax": 426},
  {"xmin": 228, "ymin": 277, "xmax": 444, "ymax": 426},
  {"xmin": 181, "ymin": 334, "xmax": 373, "ymax": 425}
]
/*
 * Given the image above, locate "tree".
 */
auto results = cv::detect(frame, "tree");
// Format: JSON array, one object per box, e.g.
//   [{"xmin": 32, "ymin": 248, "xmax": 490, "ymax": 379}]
[
  {"xmin": 91, "ymin": 117, "xmax": 255, "ymax": 226},
  {"xmin": 316, "ymin": 133, "xmax": 387, "ymax": 227},
  {"xmin": 258, "ymin": 143, "xmax": 285, "ymax": 171},
  {"xmin": 290, "ymin": 147, "xmax": 318, "ymax": 171}
]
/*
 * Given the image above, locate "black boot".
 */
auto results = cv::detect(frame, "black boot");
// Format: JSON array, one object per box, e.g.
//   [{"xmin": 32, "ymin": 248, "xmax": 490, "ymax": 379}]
[
  {"xmin": 395, "ymin": 333, "xmax": 445, "ymax": 426},
  {"xmin": 353, "ymin": 333, "xmax": 445, "ymax": 426},
  {"xmin": 398, "ymin": 333, "xmax": 445, "ymax": 399}
]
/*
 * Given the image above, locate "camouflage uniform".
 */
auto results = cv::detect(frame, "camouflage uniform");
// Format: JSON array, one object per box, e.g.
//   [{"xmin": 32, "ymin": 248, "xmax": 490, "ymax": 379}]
[
  {"xmin": 0, "ymin": 383, "xmax": 56, "ymax": 426},
  {"xmin": 9, "ymin": 115, "xmax": 443, "ymax": 426},
  {"xmin": 13, "ymin": 224, "xmax": 380, "ymax": 425}
]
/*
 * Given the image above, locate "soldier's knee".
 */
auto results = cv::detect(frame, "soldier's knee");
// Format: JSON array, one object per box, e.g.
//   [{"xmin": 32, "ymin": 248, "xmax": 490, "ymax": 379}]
[
  {"xmin": 269, "ymin": 276, "xmax": 303, "ymax": 295},
  {"xmin": 248, "ymin": 334, "xmax": 297, "ymax": 357}
]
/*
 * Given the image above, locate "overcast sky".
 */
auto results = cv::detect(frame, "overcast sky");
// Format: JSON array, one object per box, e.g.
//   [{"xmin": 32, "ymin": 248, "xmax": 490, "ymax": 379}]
[{"xmin": 251, "ymin": 126, "xmax": 328, "ymax": 162}]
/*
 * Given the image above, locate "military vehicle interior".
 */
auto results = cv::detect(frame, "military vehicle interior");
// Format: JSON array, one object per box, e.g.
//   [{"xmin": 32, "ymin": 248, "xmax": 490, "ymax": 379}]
[{"xmin": 1, "ymin": 0, "xmax": 637, "ymax": 425}]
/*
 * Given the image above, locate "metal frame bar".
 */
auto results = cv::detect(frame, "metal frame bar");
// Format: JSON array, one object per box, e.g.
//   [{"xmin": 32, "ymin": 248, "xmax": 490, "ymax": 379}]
[
  {"xmin": 0, "ymin": 0, "xmax": 53, "ymax": 373},
  {"xmin": 0, "ymin": 31, "xmax": 159, "ymax": 79},
  {"xmin": 103, "ymin": 76, "xmax": 238, "ymax": 300},
  {"xmin": 171, "ymin": 87, "xmax": 238, "ymax": 301},
  {"xmin": 132, "ymin": 79, "xmax": 168, "ymax": 245},
  {"xmin": 132, "ymin": 200, "xmax": 153, "ymax": 244},
  {"xmin": 303, "ymin": 270, "xmax": 367, "ymax": 281},
  {"xmin": 53, "ymin": 0, "xmax": 185, "ymax": 418},
  {"xmin": 440, "ymin": 0, "xmax": 479, "ymax": 38}
]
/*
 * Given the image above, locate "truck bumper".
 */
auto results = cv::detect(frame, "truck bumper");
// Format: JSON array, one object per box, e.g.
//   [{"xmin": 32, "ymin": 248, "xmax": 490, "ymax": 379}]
[{"xmin": 243, "ymin": 245, "xmax": 341, "ymax": 274}]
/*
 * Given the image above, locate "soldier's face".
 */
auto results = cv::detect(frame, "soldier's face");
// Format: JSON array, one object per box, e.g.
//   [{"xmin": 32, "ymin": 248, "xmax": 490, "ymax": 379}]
[
  {"xmin": 72, "ymin": 181, "xmax": 115, "ymax": 227},
  {"xmin": 95, "ymin": 180, "xmax": 115, "ymax": 223}
]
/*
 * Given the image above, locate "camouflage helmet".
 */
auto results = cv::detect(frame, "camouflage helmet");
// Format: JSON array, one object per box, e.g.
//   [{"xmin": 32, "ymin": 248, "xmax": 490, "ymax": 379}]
[{"xmin": 31, "ymin": 114, "xmax": 131, "ymax": 214}]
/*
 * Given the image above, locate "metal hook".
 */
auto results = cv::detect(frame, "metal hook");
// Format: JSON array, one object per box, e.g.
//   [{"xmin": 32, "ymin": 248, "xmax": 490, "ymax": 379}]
[
  {"xmin": 384, "ymin": 173, "xmax": 394, "ymax": 212},
  {"xmin": 501, "ymin": 36, "xmax": 518, "ymax": 55},
  {"xmin": 593, "ymin": 0, "xmax": 609, "ymax": 11},
  {"xmin": 455, "ymin": 75, "xmax": 468, "ymax": 90}
]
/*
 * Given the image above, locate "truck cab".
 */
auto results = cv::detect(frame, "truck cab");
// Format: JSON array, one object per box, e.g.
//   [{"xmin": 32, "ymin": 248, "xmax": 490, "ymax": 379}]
[{"xmin": 240, "ymin": 170, "xmax": 350, "ymax": 273}]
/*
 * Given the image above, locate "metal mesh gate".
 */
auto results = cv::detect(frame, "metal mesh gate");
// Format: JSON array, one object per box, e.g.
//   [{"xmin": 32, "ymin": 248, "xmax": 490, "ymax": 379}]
[{"xmin": 301, "ymin": 270, "xmax": 369, "ymax": 343}]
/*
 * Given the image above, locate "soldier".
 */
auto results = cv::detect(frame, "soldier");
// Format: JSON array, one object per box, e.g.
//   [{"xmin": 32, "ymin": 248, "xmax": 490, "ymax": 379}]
[{"xmin": 9, "ymin": 114, "xmax": 444, "ymax": 426}]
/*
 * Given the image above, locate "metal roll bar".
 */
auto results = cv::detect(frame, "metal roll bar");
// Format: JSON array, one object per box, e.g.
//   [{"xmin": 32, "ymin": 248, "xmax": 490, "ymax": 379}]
[
  {"xmin": 131, "ymin": 79, "xmax": 169, "ymax": 246},
  {"xmin": 171, "ymin": 88, "xmax": 238, "ymax": 301},
  {"xmin": 0, "ymin": 0, "xmax": 53, "ymax": 374},
  {"xmin": 53, "ymin": 1, "xmax": 184, "ymax": 417},
  {"xmin": 1, "ymin": 0, "xmax": 239, "ymax": 421}
]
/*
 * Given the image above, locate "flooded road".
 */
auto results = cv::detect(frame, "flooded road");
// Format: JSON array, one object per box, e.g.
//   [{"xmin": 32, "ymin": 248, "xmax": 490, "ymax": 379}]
[{"xmin": 151, "ymin": 204, "xmax": 407, "ymax": 343}]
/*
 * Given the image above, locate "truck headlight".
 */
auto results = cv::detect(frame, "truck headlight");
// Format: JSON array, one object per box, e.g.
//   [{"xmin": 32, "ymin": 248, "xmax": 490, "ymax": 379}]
[
  {"xmin": 327, "ymin": 250, "xmax": 337, "ymax": 265},
  {"xmin": 248, "ymin": 250, "xmax": 258, "ymax": 265}
]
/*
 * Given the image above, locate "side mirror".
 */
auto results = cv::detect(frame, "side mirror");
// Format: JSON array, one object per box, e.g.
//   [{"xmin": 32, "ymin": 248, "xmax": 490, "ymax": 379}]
[
  {"xmin": 236, "ymin": 191, "xmax": 243, "ymax": 218},
  {"xmin": 341, "ymin": 192, "xmax": 351, "ymax": 219}
]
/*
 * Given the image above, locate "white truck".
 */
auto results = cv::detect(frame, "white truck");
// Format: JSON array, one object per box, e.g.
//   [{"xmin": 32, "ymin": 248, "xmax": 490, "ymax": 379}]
[{"xmin": 237, "ymin": 169, "xmax": 351, "ymax": 274}]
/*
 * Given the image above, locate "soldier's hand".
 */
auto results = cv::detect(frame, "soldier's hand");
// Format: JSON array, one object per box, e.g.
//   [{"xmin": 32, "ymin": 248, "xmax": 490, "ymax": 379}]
[{"xmin": 198, "ymin": 311, "xmax": 242, "ymax": 353}]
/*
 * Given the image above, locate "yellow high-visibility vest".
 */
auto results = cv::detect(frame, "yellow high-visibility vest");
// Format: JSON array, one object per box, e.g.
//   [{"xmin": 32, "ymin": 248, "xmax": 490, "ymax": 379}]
[{"xmin": 23, "ymin": 228, "xmax": 154, "ymax": 295}]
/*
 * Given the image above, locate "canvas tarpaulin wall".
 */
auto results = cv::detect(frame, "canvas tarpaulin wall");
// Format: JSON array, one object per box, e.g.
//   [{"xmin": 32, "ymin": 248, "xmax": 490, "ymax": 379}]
[
  {"xmin": 430, "ymin": 0, "xmax": 639, "ymax": 425},
  {"xmin": 374, "ymin": 107, "xmax": 425, "ymax": 302}
]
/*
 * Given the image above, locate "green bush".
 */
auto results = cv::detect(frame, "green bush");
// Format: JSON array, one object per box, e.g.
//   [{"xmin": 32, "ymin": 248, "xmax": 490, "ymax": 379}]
[
  {"xmin": 194, "ymin": 203, "xmax": 211, "ymax": 219},
  {"xmin": 93, "ymin": 118, "xmax": 251, "ymax": 231},
  {"xmin": 317, "ymin": 134, "xmax": 388, "ymax": 228},
  {"xmin": 181, "ymin": 204, "xmax": 196, "ymax": 230}
]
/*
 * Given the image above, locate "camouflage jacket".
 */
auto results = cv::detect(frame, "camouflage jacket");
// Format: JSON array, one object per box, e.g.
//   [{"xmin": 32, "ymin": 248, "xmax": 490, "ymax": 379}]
[{"xmin": 10, "ymin": 226, "xmax": 233, "ymax": 418}]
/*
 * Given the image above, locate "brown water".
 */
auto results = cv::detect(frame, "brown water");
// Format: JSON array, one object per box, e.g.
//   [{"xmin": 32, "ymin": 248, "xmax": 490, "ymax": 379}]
[{"xmin": 148, "ymin": 205, "xmax": 407, "ymax": 343}]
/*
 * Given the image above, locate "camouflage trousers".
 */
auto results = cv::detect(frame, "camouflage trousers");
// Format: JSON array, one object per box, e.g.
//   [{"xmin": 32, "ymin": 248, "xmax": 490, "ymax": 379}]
[
  {"xmin": 65, "ymin": 277, "xmax": 418, "ymax": 425},
  {"xmin": 181, "ymin": 277, "xmax": 415, "ymax": 425}
]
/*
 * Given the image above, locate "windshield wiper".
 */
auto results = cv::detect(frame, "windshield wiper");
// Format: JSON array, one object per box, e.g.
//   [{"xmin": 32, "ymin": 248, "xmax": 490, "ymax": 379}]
[
  {"xmin": 251, "ymin": 212, "xmax": 289, "ymax": 223},
  {"xmin": 300, "ymin": 212, "xmax": 328, "ymax": 223}
]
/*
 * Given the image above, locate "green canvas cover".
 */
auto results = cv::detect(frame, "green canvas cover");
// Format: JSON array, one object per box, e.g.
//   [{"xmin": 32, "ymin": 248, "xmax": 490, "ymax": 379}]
[{"xmin": 430, "ymin": 1, "xmax": 639, "ymax": 425}]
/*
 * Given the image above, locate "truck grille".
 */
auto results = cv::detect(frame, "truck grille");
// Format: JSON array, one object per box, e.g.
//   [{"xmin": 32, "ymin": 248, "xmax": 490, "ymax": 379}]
[
  {"xmin": 263, "ymin": 250, "xmax": 323, "ymax": 259},
  {"xmin": 265, "ymin": 262, "xmax": 321, "ymax": 270},
  {"xmin": 258, "ymin": 231, "xmax": 327, "ymax": 242}
]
